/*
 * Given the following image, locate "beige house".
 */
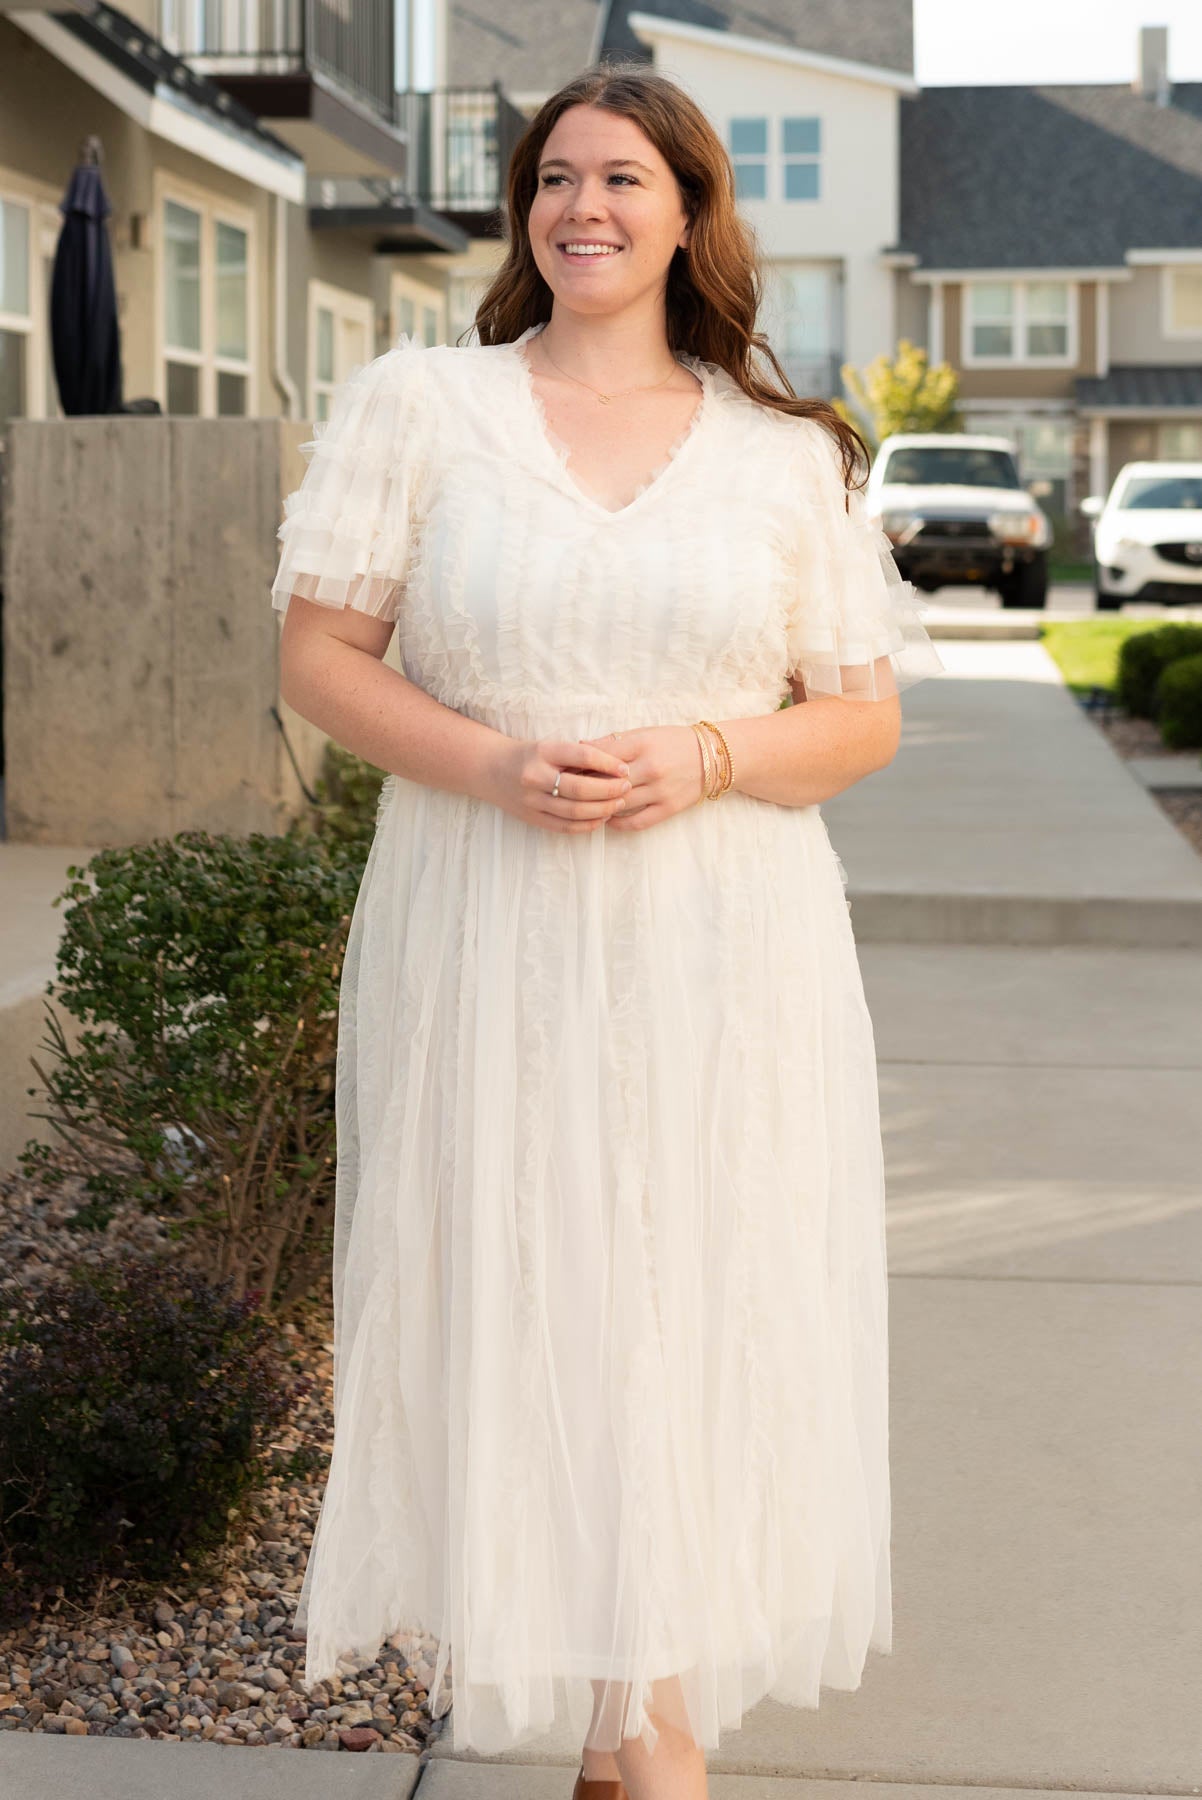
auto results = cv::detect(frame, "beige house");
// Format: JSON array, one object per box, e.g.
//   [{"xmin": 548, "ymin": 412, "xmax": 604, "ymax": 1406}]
[
  {"xmin": 886, "ymin": 24, "xmax": 1202, "ymax": 524},
  {"xmin": 0, "ymin": 0, "xmax": 526, "ymax": 430}
]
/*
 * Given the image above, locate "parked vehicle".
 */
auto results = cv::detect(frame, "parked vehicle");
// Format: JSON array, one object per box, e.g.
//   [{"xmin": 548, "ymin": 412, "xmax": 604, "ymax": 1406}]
[
  {"xmin": 1079, "ymin": 463, "xmax": 1202, "ymax": 611},
  {"xmin": 863, "ymin": 433, "xmax": 1053, "ymax": 608}
]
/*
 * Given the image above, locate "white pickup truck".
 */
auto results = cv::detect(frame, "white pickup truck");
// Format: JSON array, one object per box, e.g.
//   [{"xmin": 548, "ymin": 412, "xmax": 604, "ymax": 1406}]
[{"xmin": 863, "ymin": 432, "xmax": 1053, "ymax": 609}]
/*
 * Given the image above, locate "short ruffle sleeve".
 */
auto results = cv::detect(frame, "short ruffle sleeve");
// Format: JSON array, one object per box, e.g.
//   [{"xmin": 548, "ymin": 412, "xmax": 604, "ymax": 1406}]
[
  {"xmin": 270, "ymin": 335, "xmax": 434, "ymax": 623},
  {"xmin": 785, "ymin": 418, "xmax": 945, "ymax": 700}
]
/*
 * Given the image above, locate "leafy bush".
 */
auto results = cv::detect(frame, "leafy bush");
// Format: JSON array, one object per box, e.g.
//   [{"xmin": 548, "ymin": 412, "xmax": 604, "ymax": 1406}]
[
  {"xmin": 307, "ymin": 740, "xmax": 391, "ymax": 856},
  {"xmin": 20, "ymin": 827, "xmax": 365, "ymax": 1311},
  {"xmin": 1116, "ymin": 623, "xmax": 1202, "ymax": 719},
  {"xmin": 1155, "ymin": 652, "xmax": 1202, "ymax": 750},
  {"xmin": 0, "ymin": 1257, "xmax": 308, "ymax": 1614}
]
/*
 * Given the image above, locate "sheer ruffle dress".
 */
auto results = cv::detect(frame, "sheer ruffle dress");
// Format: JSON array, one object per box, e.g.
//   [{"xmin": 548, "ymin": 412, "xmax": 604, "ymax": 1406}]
[{"xmin": 269, "ymin": 322, "xmax": 944, "ymax": 1759}]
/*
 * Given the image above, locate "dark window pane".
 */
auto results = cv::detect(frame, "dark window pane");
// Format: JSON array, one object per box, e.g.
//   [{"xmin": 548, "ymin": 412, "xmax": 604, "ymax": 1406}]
[
  {"xmin": 782, "ymin": 117, "xmax": 820, "ymax": 155},
  {"xmin": 166, "ymin": 360, "xmax": 200, "ymax": 414},
  {"xmin": 734, "ymin": 162, "xmax": 767, "ymax": 201},
  {"xmin": 0, "ymin": 329, "xmax": 27, "ymax": 427},
  {"xmin": 217, "ymin": 370, "xmax": 247, "ymax": 415},
  {"xmin": 730, "ymin": 117, "xmax": 767, "ymax": 156},
  {"xmin": 784, "ymin": 162, "xmax": 819, "ymax": 200}
]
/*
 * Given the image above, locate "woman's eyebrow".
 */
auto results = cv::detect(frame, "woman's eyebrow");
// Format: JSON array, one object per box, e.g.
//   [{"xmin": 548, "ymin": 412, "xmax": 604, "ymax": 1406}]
[{"xmin": 538, "ymin": 156, "xmax": 657, "ymax": 176}]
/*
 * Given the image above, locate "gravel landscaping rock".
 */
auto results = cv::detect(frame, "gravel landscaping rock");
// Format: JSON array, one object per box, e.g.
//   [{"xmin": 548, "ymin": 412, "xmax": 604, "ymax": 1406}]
[{"xmin": 0, "ymin": 1152, "xmax": 454, "ymax": 1757}]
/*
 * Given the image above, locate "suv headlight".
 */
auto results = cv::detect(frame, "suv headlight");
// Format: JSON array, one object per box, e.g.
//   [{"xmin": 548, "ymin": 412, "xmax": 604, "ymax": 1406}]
[{"xmin": 988, "ymin": 510, "xmax": 1045, "ymax": 545}]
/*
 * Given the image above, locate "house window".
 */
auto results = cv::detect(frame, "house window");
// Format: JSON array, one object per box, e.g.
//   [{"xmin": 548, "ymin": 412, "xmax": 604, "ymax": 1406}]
[
  {"xmin": 161, "ymin": 188, "xmax": 253, "ymax": 415},
  {"xmin": 308, "ymin": 280, "xmax": 372, "ymax": 421},
  {"xmin": 965, "ymin": 281, "xmax": 1074, "ymax": 364},
  {"xmin": 422, "ymin": 305, "xmax": 439, "ymax": 346},
  {"xmin": 0, "ymin": 194, "xmax": 32, "ymax": 427},
  {"xmin": 782, "ymin": 117, "xmax": 820, "ymax": 200},
  {"xmin": 1159, "ymin": 421, "xmax": 1202, "ymax": 459},
  {"xmin": 1025, "ymin": 282, "xmax": 1069, "ymax": 356},
  {"xmin": 730, "ymin": 118, "xmax": 768, "ymax": 201},
  {"xmin": 1166, "ymin": 268, "xmax": 1202, "ymax": 336}
]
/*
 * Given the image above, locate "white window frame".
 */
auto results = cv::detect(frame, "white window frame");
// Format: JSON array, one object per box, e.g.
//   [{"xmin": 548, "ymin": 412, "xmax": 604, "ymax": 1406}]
[
  {"xmin": 961, "ymin": 279, "xmax": 1077, "ymax": 369},
  {"xmin": 389, "ymin": 270, "xmax": 445, "ymax": 346},
  {"xmin": 154, "ymin": 171, "xmax": 256, "ymax": 416},
  {"xmin": 307, "ymin": 280, "xmax": 373, "ymax": 420},
  {"xmin": 1161, "ymin": 264, "xmax": 1202, "ymax": 339},
  {"xmin": 0, "ymin": 176, "xmax": 62, "ymax": 421}
]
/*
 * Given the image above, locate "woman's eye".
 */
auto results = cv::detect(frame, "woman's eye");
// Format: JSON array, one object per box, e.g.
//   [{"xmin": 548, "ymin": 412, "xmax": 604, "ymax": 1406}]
[{"xmin": 538, "ymin": 173, "xmax": 637, "ymax": 187}]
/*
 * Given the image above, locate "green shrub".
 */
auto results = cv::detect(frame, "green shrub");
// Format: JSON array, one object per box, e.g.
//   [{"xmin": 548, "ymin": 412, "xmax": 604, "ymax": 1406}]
[
  {"xmin": 0, "ymin": 1257, "xmax": 308, "ymax": 1615},
  {"xmin": 1155, "ymin": 652, "xmax": 1202, "ymax": 750},
  {"xmin": 1116, "ymin": 623, "xmax": 1202, "ymax": 719},
  {"xmin": 20, "ymin": 828, "xmax": 365, "ymax": 1311},
  {"xmin": 308, "ymin": 740, "xmax": 391, "ymax": 855}
]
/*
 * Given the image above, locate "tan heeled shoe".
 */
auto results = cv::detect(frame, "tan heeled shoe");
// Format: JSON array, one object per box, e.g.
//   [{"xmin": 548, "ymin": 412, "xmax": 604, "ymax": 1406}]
[{"xmin": 571, "ymin": 1763, "xmax": 628, "ymax": 1799}]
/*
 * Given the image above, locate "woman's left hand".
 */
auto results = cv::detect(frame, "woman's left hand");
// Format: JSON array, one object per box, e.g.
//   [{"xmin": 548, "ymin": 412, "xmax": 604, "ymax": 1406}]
[{"xmin": 578, "ymin": 725, "xmax": 706, "ymax": 830}]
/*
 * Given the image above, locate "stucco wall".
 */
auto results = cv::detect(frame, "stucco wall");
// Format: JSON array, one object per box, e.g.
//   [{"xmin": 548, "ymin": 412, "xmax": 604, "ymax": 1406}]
[{"xmin": 3, "ymin": 414, "xmax": 334, "ymax": 845}]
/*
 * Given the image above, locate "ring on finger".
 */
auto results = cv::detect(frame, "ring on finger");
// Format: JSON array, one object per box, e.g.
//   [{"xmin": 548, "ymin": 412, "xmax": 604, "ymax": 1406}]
[{"xmin": 551, "ymin": 769, "xmax": 562, "ymax": 799}]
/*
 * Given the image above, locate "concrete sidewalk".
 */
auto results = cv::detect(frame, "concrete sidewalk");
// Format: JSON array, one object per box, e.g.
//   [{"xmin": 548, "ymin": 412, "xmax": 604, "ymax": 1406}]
[
  {"xmin": 4, "ymin": 637, "xmax": 1202, "ymax": 1798},
  {"xmin": 828, "ymin": 638, "xmax": 1202, "ymax": 946}
]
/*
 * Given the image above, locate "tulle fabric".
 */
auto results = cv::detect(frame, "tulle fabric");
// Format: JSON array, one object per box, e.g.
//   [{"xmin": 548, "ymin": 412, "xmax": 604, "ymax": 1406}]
[
  {"xmin": 271, "ymin": 334, "xmax": 436, "ymax": 621},
  {"xmin": 269, "ymin": 325, "xmax": 943, "ymax": 1761}
]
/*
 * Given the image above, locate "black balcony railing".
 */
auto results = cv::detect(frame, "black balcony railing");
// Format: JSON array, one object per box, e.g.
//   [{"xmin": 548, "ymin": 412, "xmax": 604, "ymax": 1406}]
[
  {"xmin": 394, "ymin": 87, "xmax": 528, "ymax": 211},
  {"xmin": 157, "ymin": 0, "xmax": 395, "ymax": 126},
  {"xmin": 306, "ymin": 88, "xmax": 528, "ymax": 218}
]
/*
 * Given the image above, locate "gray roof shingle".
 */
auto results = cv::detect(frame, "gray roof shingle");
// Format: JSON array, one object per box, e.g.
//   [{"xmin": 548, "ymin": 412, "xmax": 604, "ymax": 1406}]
[
  {"xmin": 893, "ymin": 81, "xmax": 1202, "ymax": 269},
  {"xmin": 1077, "ymin": 366, "xmax": 1202, "ymax": 410},
  {"xmin": 448, "ymin": 0, "xmax": 913, "ymax": 96},
  {"xmin": 601, "ymin": 0, "xmax": 913, "ymax": 75}
]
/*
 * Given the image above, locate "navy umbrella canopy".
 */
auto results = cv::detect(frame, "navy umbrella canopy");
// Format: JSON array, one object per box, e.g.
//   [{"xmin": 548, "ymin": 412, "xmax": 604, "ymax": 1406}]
[{"xmin": 50, "ymin": 135, "xmax": 123, "ymax": 416}]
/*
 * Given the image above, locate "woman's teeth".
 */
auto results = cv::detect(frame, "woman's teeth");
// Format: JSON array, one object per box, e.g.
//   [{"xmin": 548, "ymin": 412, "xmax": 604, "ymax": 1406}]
[{"xmin": 560, "ymin": 243, "xmax": 622, "ymax": 256}]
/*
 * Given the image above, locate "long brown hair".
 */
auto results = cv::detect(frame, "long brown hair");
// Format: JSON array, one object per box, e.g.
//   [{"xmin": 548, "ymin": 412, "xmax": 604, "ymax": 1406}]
[{"xmin": 471, "ymin": 61, "xmax": 870, "ymax": 499}]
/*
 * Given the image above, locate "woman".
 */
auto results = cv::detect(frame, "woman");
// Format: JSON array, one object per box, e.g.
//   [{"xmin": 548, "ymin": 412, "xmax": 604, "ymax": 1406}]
[{"xmin": 270, "ymin": 61, "xmax": 943, "ymax": 1800}]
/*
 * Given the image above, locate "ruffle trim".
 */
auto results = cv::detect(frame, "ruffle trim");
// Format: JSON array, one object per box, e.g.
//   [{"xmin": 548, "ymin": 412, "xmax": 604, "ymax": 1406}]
[
  {"xmin": 779, "ymin": 417, "xmax": 946, "ymax": 701},
  {"xmin": 270, "ymin": 333, "xmax": 437, "ymax": 622}
]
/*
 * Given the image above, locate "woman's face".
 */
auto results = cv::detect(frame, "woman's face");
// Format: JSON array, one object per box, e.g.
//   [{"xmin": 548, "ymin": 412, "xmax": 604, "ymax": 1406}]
[{"xmin": 527, "ymin": 104, "xmax": 691, "ymax": 318}]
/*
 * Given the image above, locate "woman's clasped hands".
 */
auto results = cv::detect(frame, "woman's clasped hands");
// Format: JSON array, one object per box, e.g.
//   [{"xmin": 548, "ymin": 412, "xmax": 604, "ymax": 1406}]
[{"xmin": 486, "ymin": 725, "xmax": 707, "ymax": 835}]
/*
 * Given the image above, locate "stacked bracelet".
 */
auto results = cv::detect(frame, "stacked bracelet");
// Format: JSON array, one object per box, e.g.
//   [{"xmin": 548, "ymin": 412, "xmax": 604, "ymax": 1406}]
[{"xmin": 689, "ymin": 719, "xmax": 734, "ymax": 800}]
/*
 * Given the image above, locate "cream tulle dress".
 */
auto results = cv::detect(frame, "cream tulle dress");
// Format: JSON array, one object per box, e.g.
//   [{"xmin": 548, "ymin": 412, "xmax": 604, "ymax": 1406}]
[{"xmin": 269, "ymin": 320, "xmax": 944, "ymax": 1759}]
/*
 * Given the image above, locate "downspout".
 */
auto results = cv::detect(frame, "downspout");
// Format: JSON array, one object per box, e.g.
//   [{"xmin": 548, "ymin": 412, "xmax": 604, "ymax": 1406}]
[{"xmin": 271, "ymin": 191, "xmax": 301, "ymax": 419}]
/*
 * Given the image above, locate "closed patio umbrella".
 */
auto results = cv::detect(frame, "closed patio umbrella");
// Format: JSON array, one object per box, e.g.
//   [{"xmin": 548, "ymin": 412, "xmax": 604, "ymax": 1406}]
[{"xmin": 50, "ymin": 134, "xmax": 123, "ymax": 416}]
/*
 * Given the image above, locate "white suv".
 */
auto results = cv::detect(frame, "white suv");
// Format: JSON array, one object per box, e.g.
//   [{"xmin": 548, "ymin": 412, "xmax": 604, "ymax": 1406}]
[
  {"xmin": 864, "ymin": 433, "xmax": 1053, "ymax": 609},
  {"xmin": 1080, "ymin": 462, "xmax": 1202, "ymax": 610}
]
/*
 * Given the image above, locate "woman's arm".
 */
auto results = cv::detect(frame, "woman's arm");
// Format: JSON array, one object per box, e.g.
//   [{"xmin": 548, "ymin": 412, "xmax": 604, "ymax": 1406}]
[
  {"xmin": 707, "ymin": 665, "xmax": 902, "ymax": 810},
  {"xmin": 278, "ymin": 599, "xmax": 631, "ymax": 828},
  {"xmin": 279, "ymin": 601, "xmax": 506, "ymax": 802}
]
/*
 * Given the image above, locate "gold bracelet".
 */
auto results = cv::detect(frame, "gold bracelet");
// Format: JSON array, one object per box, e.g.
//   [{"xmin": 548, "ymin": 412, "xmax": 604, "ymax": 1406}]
[
  {"xmin": 689, "ymin": 722, "xmax": 715, "ymax": 801},
  {"xmin": 697, "ymin": 719, "xmax": 734, "ymax": 797}
]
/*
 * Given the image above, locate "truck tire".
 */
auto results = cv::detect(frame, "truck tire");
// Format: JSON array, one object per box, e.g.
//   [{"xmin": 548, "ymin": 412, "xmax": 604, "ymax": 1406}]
[{"xmin": 999, "ymin": 553, "xmax": 1049, "ymax": 609}]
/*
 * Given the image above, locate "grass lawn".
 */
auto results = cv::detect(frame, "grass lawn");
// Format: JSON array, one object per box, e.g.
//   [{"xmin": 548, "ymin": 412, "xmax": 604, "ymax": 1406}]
[{"xmin": 1038, "ymin": 616, "xmax": 1170, "ymax": 698}]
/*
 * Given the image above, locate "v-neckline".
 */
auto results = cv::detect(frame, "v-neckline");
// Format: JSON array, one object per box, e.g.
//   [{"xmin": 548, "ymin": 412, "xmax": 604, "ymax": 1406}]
[{"xmin": 508, "ymin": 321, "xmax": 711, "ymax": 523}]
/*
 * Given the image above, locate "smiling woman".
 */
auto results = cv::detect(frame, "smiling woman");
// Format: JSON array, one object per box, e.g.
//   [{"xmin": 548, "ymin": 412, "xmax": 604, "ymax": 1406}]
[{"xmin": 270, "ymin": 58, "xmax": 943, "ymax": 1800}]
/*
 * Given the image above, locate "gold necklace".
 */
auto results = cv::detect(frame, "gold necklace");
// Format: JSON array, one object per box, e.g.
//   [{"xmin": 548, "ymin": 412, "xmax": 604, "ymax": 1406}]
[{"xmin": 535, "ymin": 332, "xmax": 683, "ymax": 405}]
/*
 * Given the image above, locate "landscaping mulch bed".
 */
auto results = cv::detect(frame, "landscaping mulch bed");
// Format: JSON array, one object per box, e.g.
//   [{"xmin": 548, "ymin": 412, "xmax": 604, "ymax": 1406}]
[
  {"xmin": 0, "ymin": 1151, "xmax": 452, "ymax": 1757},
  {"xmin": 1088, "ymin": 707, "xmax": 1202, "ymax": 860}
]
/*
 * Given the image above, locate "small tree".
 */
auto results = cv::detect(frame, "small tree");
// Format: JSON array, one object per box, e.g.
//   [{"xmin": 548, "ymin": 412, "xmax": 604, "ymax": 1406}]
[
  {"xmin": 834, "ymin": 338, "xmax": 963, "ymax": 456},
  {"xmin": 19, "ymin": 828, "xmax": 366, "ymax": 1312}
]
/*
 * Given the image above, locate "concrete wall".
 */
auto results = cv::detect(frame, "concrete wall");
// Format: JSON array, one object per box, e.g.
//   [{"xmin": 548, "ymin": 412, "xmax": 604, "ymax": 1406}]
[{"xmin": 2, "ymin": 415, "xmax": 331, "ymax": 846}]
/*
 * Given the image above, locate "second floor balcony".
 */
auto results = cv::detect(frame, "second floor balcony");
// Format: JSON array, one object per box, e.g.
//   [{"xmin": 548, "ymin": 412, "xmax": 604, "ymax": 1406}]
[{"xmin": 157, "ymin": 0, "xmax": 407, "ymax": 178}]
